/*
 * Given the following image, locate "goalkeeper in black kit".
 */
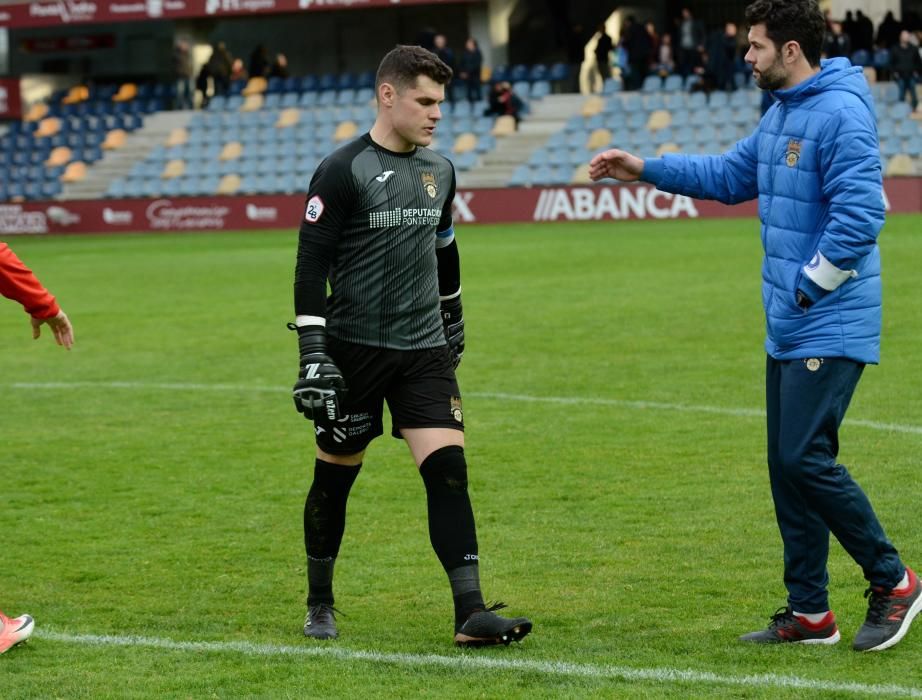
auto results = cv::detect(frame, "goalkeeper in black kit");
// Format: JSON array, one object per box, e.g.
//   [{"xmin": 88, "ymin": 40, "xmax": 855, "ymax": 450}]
[{"xmin": 290, "ymin": 44, "xmax": 532, "ymax": 647}]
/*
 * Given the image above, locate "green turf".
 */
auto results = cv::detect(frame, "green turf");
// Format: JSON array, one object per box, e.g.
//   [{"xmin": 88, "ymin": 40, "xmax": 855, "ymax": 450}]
[{"xmin": 2, "ymin": 215, "xmax": 921, "ymax": 698}]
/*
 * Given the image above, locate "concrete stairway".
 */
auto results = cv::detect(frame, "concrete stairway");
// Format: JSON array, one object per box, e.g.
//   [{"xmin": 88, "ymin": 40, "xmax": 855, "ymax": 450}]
[
  {"xmin": 60, "ymin": 110, "xmax": 195, "ymax": 200},
  {"xmin": 456, "ymin": 94, "xmax": 585, "ymax": 189}
]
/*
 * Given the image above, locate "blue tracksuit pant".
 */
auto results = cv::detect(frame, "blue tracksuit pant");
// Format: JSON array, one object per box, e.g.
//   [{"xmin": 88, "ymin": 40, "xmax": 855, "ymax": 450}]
[{"xmin": 765, "ymin": 355, "xmax": 905, "ymax": 612}]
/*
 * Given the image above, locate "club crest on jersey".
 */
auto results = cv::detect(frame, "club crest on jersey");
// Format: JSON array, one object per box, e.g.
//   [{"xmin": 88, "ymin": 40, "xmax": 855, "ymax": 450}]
[
  {"xmin": 785, "ymin": 140, "xmax": 802, "ymax": 167},
  {"xmin": 305, "ymin": 195, "xmax": 324, "ymax": 223},
  {"xmin": 450, "ymin": 396, "xmax": 463, "ymax": 423},
  {"xmin": 421, "ymin": 171, "xmax": 438, "ymax": 199}
]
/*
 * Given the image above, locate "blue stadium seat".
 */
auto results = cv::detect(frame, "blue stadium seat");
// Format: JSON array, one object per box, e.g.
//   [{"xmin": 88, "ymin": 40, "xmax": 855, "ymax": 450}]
[
  {"xmin": 454, "ymin": 151, "xmax": 478, "ymax": 170},
  {"xmin": 873, "ymin": 49, "xmax": 891, "ymax": 71},
  {"xmin": 663, "ymin": 74, "xmax": 684, "ymax": 93},
  {"xmin": 356, "ymin": 71, "xmax": 376, "ymax": 90},
  {"xmin": 531, "ymin": 81, "xmax": 551, "ymax": 100},
  {"xmin": 889, "ymin": 102, "xmax": 912, "ymax": 120},
  {"xmin": 318, "ymin": 73, "xmax": 338, "ymax": 92},
  {"xmin": 266, "ymin": 77, "xmax": 285, "ymax": 94},
  {"xmin": 528, "ymin": 64, "xmax": 548, "ymax": 83},
  {"xmin": 509, "ymin": 164, "xmax": 531, "ymax": 187},
  {"xmin": 602, "ymin": 78, "xmax": 622, "ymax": 95},
  {"xmin": 490, "ymin": 65, "xmax": 509, "ymax": 83},
  {"xmin": 337, "ymin": 73, "xmax": 357, "ymax": 91},
  {"xmin": 709, "ymin": 92, "xmax": 729, "ymax": 109},
  {"xmin": 299, "ymin": 75, "xmax": 319, "ymax": 92},
  {"xmin": 851, "ymin": 49, "xmax": 871, "ymax": 67},
  {"xmin": 641, "ymin": 74, "xmax": 662, "ymax": 92}
]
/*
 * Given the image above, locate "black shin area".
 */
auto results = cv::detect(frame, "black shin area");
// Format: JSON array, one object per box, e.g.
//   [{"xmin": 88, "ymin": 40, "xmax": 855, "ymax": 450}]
[
  {"xmin": 304, "ymin": 459, "xmax": 360, "ymax": 605},
  {"xmin": 419, "ymin": 446, "xmax": 484, "ymax": 624}
]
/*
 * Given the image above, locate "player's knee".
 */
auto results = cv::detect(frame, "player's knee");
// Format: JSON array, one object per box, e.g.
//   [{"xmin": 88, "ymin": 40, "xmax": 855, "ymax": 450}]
[{"xmin": 419, "ymin": 445, "xmax": 468, "ymax": 494}]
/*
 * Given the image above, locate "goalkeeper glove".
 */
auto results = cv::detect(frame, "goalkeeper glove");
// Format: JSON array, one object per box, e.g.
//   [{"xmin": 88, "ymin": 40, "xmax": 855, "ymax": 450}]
[
  {"xmin": 440, "ymin": 296, "xmax": 465, "ymax": 369},
  {"xmin": 288, "ymin": 323, "xmax": 347, "ymax": 421}
]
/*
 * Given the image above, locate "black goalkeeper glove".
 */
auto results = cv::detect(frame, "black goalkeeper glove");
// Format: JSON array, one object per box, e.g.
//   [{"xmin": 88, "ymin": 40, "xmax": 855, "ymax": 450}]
[
  {"xmin": 288, "ymin": 323, "xmax": 347, "ymax": 421},
  {"xmin": 440, "ymin": 296, "xmax": 465, "ymax": 369}
]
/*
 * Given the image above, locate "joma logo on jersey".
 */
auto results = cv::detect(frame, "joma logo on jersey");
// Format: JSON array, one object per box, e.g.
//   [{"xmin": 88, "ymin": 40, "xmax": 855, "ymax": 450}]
[{"xmin": 421, "ymin": 172, "xmax": 438, "ymax": 198}]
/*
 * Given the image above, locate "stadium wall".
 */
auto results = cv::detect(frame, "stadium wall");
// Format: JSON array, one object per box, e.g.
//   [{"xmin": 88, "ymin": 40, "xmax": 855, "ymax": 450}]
[{"xmin": 0, "ymin": 179, "xmax": 920, "ymax": 235}]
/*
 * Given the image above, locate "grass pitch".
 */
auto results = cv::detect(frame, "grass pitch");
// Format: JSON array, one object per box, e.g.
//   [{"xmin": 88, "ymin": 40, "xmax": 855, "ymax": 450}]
[{"xmin": 2, "ymin": 215, "xmax": 921, "ymax": 698}]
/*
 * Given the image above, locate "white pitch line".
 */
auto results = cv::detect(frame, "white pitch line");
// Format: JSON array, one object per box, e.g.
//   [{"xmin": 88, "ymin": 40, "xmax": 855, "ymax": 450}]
[
  {"xmin": 8, "ymin": 381, "xmax": 922, "ymax": 436},
  {"xmin": 34, "ymin": 629, "xmax": 922, "ymax": 698}
]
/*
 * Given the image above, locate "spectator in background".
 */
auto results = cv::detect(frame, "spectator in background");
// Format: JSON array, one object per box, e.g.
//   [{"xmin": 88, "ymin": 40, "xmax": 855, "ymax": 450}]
[
  {"xmin": 249, "ymin": 44, "xmax": 270, "ymax": 79},
  {"xmin": 823, "ymin": 22, "xmax": 851, "ymax": 59},
  {"xmin": 594, "ymin": 23, "xmax": 614, "ymax": 90},
  {"xmin": 230, "ymin": 58, "xmax": 248, "ymax": 84},
  {"xmin": 653, "ymin": 32, "xmax": 675, "ymax": 80},
  {"xmin": 623, "ymin": 15, "xmax": 652, "ymax": 90},
  {"xmin": 712, "ymin": 21, "xmax": 741, "ymax": 91},
  {"xmin": 172, "ymin": 38, "xmax": 194, "ymax": 110},
  {"xmin": 207, "ymin": 42, "xmax": 232, "ymax": 97},
  {"xmin": 842, "ymin": 10, "xmax": 857, "ymax": 49},
  {"xmin": 646, "ymin": 21, "xmax": 661, "ymax": 69},
  {"xmin": 269, "ymin": 53, "xmax": 290, "ymax": 79},
  {"xmin": 891, "ymin": 30, "xmax": 922, "ymax": 111},
  {"xmin": 196, "ymin": 61, "xmax": 211, "ymax": 108},
  {"xmin": 457, "ymin": 37, "xmax": 483, "ymax": 104},
  {"xmin": 677, "ymin": 7, "xmax": 705, "ymax": 79},
  {"xmin": 484, "ymin": 81, "xmax": 523, "ymax": 127},
  {"xmin": 433, "ymin": 34, "xmax": 456, "ymax": 101},
  {"xmin": 877, "ymin": 12, "xmax": 902, "ymax": 50},
  {"xmin": 854, "ymin": 10, "xmax": 874, "ymax": 53},
  {"xmin": 415, "ymin": 26, "xmax": 437, "ymax": 52}
]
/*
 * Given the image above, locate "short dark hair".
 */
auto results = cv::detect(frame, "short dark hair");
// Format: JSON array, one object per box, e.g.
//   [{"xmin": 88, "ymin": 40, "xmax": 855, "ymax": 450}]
[
  {"xmin": 375, "ymin": 45, "xmax": 453, "ymax": 93},
  {"xmin": 745, "ymin": 0, "xmax": 826, "ymax": 67}
]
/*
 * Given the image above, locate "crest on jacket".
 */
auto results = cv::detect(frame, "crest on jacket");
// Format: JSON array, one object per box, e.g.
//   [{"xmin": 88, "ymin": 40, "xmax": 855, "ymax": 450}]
[{"xmin": 785, "ymin": 140, "xmax": 802, "ymax": 167}]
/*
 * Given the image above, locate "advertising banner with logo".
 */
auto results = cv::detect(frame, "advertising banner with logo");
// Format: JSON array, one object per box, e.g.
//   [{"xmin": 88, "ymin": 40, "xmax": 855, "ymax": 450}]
[
  {"xmin": 0, "ymin": 179, "xmax": 919, "ymax": 235},
  {"xmin": 0, "ymin": 77, "xmax": 22, "ymax": 119},
  {"xmin": 0, "ymin": 0, "xmax": 475, "ymax": 29}
]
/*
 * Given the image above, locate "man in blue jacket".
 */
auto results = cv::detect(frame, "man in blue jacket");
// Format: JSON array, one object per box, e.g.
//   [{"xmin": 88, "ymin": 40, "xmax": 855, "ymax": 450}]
[{"xmin": 589, "ymin": 0, "xmax": 920, "ymax": 652}]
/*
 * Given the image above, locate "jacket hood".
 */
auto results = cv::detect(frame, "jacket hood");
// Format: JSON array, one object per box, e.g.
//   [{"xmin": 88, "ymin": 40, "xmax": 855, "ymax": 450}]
[{"xmin": 774, "ymin": 57, "xmax": 875, "ymax": 114}]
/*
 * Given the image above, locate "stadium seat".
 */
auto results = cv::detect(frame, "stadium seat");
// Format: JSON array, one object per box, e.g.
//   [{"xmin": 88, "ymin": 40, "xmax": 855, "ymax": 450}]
[
  {"xmin": 586, "ymin": 127, "xmax": 612, "ymax": 151},
  {"xmin": 663, "ymin": 74, "xmax": 684, "ymax": 93},
  {"xmin": 219, "ymin": 141, "xmax": 243, "ymax": 161},
  {"xmin": 240, "ymin": 94, "xmax": 264, "ymax": 112},
  {"xmin": 102, "ymin": 129, "xmax": 127, "ymax": 150},
  {"xmin": 657, "ymin": 142, "xmax": 681, "ymax": 156},
  {"xmin": 491, "ymin": 115, "xmax": 517, "ymax": 137},
  {"xmin": 851, "ymin": 50, "xmax": 871, "ymax": 67},
  {"xmin": 112, "ymin": 83, "xmax": 138, "ymax": 102},
  {"xmin": 45, "ymin": 146, "xmax": 72, "ymax": 167},
  {"xmin": 647, "ymin": 109, "xmax": 672, "ymax": 131},
  {"xmin": 61, "ymin": 161, "xmax": 87, "ymax": 182},
  {"xmin": 23, "ymin": 103, "xmax": 49, "ymax": 122},
  {"xmin": 581, "ymin": 95, "xmax": 605, "ymax": 118},
  {"xmin": 709, "ymin": 92, "xmax": 729, "ymax": 109},
  {"xmin": 166, "ymin": 127, "xmax": 188, "ymax": 147},
  {"xmin": 601, "ymin": 78, "xmax": 622, "ymax": 96},
  {"xmin": 889, "ymin": 102, "xmax": 912, "ymax": 120},
  {"xmin": 333, "ymin": 120, "xmax": 358, "ymax": 142},
  {"xmin": 641, "ymin": 74, "xmax": 662, "ymax": 92},
  {"xmin": 453, "ymin": 132, "xmax": 478, "ymax": 154},
  {"xmin": 161, "ymin": 159, "xmax": 186, "ymax": 179},
  {"xmin": 243, "ymin": 77, "xmax": 268, "ymax": 96},
  {"xmin": 34, "ymin": 117, "xmax": 62, "ymax": 138},
  {"xmin": 61, "ymin": 86, "xmax": 90, "ymax": 105},
  {"xmin": 885, "ymin": 153, "xmax": 916, "ymax": 176},
  {"xmin": 276, "ymin": 108, "xmax": 300, "ymax": 128},
  {"xmin": 453, "ymin": 151, "xmax": 478, "ymax": 171}
]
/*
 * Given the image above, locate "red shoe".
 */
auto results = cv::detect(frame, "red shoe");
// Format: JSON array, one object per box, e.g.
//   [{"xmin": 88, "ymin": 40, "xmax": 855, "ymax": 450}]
[{"xmin": 0, "ymin": 611, "xmax": 35, "ymax": 654}]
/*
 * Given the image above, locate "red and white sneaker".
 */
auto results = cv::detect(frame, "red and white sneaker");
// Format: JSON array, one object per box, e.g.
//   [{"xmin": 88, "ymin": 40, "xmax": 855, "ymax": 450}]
[
  {"xmin": 739, "ymin": 607, "xmax": 840, "ymax": 644},
  {"xmin": 853, "ymin": 566, "xmax": 922, "ymax": 652},
  {"xmin": 0, "ymin": 611, "xmax": 35, "ymax": 654}
]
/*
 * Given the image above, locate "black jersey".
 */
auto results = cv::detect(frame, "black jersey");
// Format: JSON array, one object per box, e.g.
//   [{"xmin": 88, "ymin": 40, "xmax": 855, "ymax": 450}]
[{"xmin": 294, "ymin": 134, "xmax": 456, "ymax": 350}]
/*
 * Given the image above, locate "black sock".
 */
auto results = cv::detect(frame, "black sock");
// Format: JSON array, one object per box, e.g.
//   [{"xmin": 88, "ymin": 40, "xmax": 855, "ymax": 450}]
[
  {"xmin": 419, "ymin": 446, "xmax": 484, "ymax": 625},
  {"xmin": 304, "ymin": 459, "xmax": 360, "ymax": 605}
]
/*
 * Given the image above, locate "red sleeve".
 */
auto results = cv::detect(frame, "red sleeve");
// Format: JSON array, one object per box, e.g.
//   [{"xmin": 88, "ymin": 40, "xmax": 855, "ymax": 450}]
[{"xmin": 0, "ymin": 242, "xmax": 60, "ymax": 319}]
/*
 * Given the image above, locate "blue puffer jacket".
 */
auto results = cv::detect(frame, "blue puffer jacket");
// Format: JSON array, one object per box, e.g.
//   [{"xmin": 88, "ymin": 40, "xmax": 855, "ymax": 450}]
[{"xmin": 642, "ymin": 58, "xmax": 884, "ymax": 364}]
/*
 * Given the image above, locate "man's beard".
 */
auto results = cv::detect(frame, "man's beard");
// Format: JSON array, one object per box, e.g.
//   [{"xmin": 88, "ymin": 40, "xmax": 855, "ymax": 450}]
[{"xmin": 753, "ymin": 56, "xmax": 787, "ymax": 90}]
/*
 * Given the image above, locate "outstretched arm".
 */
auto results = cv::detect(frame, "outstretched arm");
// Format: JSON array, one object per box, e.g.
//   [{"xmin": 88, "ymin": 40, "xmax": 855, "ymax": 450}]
[{"xmin": 1, "ymin": 242, "xmax": 74, "ymax": 349}]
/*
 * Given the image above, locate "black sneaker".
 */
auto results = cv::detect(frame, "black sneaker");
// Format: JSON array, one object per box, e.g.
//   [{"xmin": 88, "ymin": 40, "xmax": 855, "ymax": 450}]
[
  {"xmin": 454, "ymin": 602, "xmax": 532, "ymax": 647},
  {"xmin": 739, "ymin": 607, "xmax": 840, "ymax": 645},
  {"xmin": 303, "ymin": 603, "xmax": 339, "ymax": 640},
  {"xmin": 853, "ymin": 566, "xmax": 922, "ymax": 652}
]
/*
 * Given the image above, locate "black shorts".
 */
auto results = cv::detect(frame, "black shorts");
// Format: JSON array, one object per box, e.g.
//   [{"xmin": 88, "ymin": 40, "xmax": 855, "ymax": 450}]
[{"xmin": 312, "ymin": 337, "xmax": 464, "ymax": 455}]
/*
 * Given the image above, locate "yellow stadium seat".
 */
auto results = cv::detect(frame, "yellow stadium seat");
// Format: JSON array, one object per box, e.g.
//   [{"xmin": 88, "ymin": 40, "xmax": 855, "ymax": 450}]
[
  {"xmin": 165, "ymin": 127, "xmax": 188, "ymax": 147},
  {"xmin": 491, "ymin": 115, "xmax": 517, "ymax": 137},
  {"xmin": 862, "ymin": 67, "xmax": 876, "ymax": 85},
  {"xmin": 102, "ymin": 129, "xmax": 127, "ymax": 150},
  {"xmin": 452, "ymin": 132, "xmax": 478, "ymax": 154},
  {"xmin": 480, "ymin": 66, "xmax": 492, "ymax": 83},
  {"xmin": 586, "ymin": 127, "xmax": 612, "ymax": 151},
  {"xmin": 24, "ymin": 103, "xmax": 49, "ymax": 122},
  {"xmin": 886, "ymin": 154, "xmax": 917, "ymax": 176},
  {"xmin": 61, "ymin": 86, "xmax": 90, "ymax": 105},
  {"xmin": 647, "ymin": 110, "xmax": 672, "ymax": 132},
  {"xmin": 35, "ymin": 117, "xmax": 62, "ymax": 138},
  {"xmin": 217, "ymin": 173, "xmax": 242, "ymax": 195},
  {"xmin": 242, "ymin": 77, "xmax": 268, "ymax": 96},
  {"xmin": 571, "ymin": 163, "xmax": 593, "ymax": 184},
  {"xmin": 46, "ymin": 146, "xmax": 73, "ymax": 167},
  {"xmin": 61, "ymin": 161, "xmax": 87, "ymax": 183},
  {"xmin": 276, "ymin": 108, "xmax": 300, "ymax": 128},
  {"xmin": 580, "ymin": 95, "xmax": 604, "ymax": 118},
  {"xmin": 333, "ymin": 120, "xmax": 358, "ymax": 142},
  {"xmin": 240, "ymin": 94, "xmax": 264, "ymax": 112},
  {"xmin": 162, "ymin": 159, "xmax": 186, "ymax": 179},
  {"xmin": 657, "ymin": 142, "xmax": 681, "ymax": 156},
  {"xmin": 112, "ymin": 83, "xmax": 137, "ymax": 102},
  {"xmin": 219, "ymin": 141, "xmax": 243, "ymax": 161}
]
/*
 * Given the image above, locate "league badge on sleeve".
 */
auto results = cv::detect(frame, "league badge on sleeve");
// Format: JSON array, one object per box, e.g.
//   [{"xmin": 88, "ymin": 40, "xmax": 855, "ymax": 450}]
[{"xmin": 305, "ymin": 196, "xmax": 325, "ymax": 223}]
